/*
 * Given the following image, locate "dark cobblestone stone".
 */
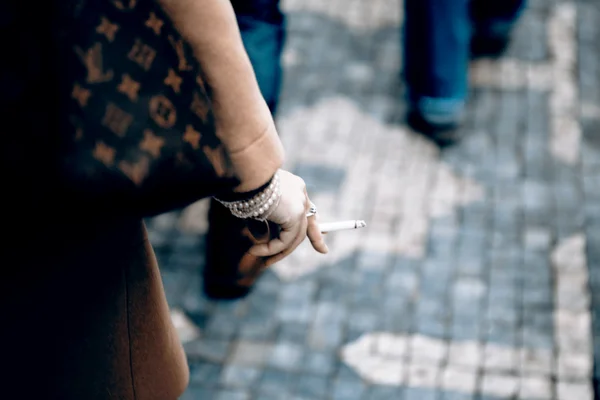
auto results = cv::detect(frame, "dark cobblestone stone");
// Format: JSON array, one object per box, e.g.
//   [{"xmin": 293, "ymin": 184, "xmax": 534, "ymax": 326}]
[
  {"xmin": 267, "ymin": 341, "xmax": 304, "ymax": 372},
  {"xmin": 440, "ymin": 391, "xmax": 475, "ymax": 400},
  {"xmin": 363, "ymin": 386, "xmax": 404, "ymax": 400},
  {"xmin": 180, "ymin": 387, "xmax": 217, "ymax": 400},
  {"xmin": 184, "ymin": 339, "xmax": 231, "ymax": 364},
  {"xmin": 214, "ymin": 390, "xmax": 250, "ymax": 400},
  {"xmin": 295, "ymin": 374, "xmax": 329, "ymax": 398},
  {"xmin": 219, "ymin": 365, "xmax": 261, "ymax": 389},
  {"xmin": 256, "ymin": 369, "xmax": 296, "ymax": 398},
  {"xmin": 189, "ymin": 362, "xmax": 222, "ymax": 387},
  {"xmin": 403, "ymin": 387, "xmax": 439, "ymax": 400},
  {"xmin": 301, "ymin": 350, "xmax": 336, "ymax": 376},
  {"xmin": 331, "ymin": 378, "xmax": 366, "ymax": 400}
]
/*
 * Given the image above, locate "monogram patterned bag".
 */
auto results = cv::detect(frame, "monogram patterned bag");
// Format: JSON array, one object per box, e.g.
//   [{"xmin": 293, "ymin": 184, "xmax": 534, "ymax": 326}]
[{"xmin": 41, "ymin": 0, "xmax": 238, "ymax": 218}]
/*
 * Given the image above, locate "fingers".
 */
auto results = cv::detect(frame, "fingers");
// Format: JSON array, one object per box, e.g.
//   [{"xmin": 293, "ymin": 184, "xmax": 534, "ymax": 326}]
[
  {"xmin": 264, "ymin": 215, "xmax": 308, "ymax": 266},
  {"xmin": 249, "ymin": 227, "xmax": 297, "ymax": 257},
  {"xmin": 305, "ymin": 189, "xmax": 328, "ymax": 253},
  {"xmin": 307, "ymin": 213, "xmax": 328, "ymax": 254},
  {"xmin": 248, "ymin": 171, "xmax": 328, "ymax": 264},
  {"xmin": 249, "ymin": 195, "xmax": 308, "ymax": 258}
]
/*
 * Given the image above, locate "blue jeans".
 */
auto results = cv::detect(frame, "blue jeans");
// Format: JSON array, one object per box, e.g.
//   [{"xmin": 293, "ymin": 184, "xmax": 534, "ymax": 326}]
[
  {"xmin": 403, "ymin": 0, "xmax": 526, "ymax": 121},
  {"xmin": 231, "ymin": 0, "xmax": 285, "ymax": 115}
]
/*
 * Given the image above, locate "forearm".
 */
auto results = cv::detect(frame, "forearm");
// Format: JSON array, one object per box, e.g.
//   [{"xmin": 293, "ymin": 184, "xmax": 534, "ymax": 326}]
[{"xmin": 157, "ymin": 0, "xmax": 284, "ymax": 192}]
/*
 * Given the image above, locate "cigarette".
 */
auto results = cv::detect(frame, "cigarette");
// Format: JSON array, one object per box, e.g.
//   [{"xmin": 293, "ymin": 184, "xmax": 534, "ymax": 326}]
[{"xmin": 319, "ymin": 220, "xmax": 367, "ymax": 233}]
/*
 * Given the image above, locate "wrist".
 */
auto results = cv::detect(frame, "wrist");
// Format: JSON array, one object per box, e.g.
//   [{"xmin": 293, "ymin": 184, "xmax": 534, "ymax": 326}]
[
  {"xmin": 214, "ymin": 171, "xmax": 282, "ymax": 220},
  {"xmin": 224, "ymin": 122, "xmax": 285, "ymax": 193},
  {"xmin": 215, "ymin": 175, "xmax": 272, "ymax": 202}
]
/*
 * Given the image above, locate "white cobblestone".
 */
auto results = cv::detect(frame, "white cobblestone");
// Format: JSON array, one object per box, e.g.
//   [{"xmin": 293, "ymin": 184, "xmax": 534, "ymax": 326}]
[
  {"xmin": 409, "ymin": 334, "xmax": 447, "ymax": 365},
  {"xmin": 375, "ymin": 332, "xmax": 409, "ymax": 359},
  {"xmin": 483, "ymin": 343, "xmax": 517, "ymax": 372},
  {"xmin": 282, "ymin": 0, "xmax": 402, "ymax": 30},
  {"xmin": 556, "ymin": 352, "xmax": 593, "ymax": 380},
  {"xmin": 448, "ymin": 341, "xmax": 482, "ymax": 369},
  {"xmin": 480, "ymin": 373, "xmax": 519, "ymax": 398},
  {"xmin": 170, "ymin": 308, "xmax": 201, "ymax": 344},
  {"xmin": 441, "ymin": 367, "xmax": 477, "ymax": 393},
  {"xmin": 556, "ymin": 381, "xmax": 593, "ymax": 400},
  {"xmin": 548, "ymin": 3, "xmax": 580, "ymax": 165},
  {"xmin": 552, "ymin": 234, "xmax": 593, "ymax": 382},
  {"xmin": 519, "ymin": 348, "xmax": 554, "ymax": 376},
  {"xmin": 519, "ymin": 375, "xmax": 552, "ymax": 400},
  {"xmin": 407, "ymin": 363, "xmax": 439, "ymax": 388}
]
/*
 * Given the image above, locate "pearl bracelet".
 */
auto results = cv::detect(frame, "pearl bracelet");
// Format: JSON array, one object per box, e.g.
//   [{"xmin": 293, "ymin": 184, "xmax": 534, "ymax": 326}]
[{"xmin": 215, "ymin": 172, "xmax": 282, "ymax": 221}]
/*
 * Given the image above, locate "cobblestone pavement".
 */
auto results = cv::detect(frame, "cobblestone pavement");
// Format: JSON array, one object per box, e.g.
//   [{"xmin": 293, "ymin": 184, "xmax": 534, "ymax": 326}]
[{"xmin": 147, "ymin": 0, "xmax": 600, "ymax": 399}]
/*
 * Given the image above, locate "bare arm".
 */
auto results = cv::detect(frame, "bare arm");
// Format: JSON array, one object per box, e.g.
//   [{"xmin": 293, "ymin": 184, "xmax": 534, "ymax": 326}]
[{"xmin": 157, "ymin": 0, "xmax": 285, "ymax": 192}]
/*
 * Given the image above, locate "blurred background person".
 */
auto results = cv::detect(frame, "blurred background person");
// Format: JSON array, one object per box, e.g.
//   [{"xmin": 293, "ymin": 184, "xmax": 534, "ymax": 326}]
[
  {"xmin": 232, "ymin": 0, "xmax": 285, "ymax": 114},
  {"xmin": 403, "ymin": 0, "xmax": 527, "ymax": 145}
]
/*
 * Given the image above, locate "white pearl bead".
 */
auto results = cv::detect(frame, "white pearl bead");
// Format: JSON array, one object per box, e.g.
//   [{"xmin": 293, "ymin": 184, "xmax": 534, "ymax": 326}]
[
  {"xmin": 258, "ymin": 208, "xmax": 264, "ymax": 214},
  {"xmin": 268, "ymin": 199, "xmax": 273, "ymax": 206},
  {"xmin": 249, "ymin": 200, "xmax": 254, "ymax": 206},
  {"xmin": 243, "ymin": 202, "xmax": 249, "ymax": 208},
  {"xmin": 253, "ymin": 211, "xmax": 259, "ymax": 217}
]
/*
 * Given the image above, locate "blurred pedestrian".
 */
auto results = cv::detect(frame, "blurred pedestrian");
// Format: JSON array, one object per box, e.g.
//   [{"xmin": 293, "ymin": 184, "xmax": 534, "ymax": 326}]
[
  {"xmin": 0, "ymin": 0, "xmax": 325, "ymax": 398},
  {"xmin": 232, "ymin": 0, "xmax": 286, "ymax": 114},
  {"xmin": 403, "ymin": 0, "xmax": 527, "ymax": 145}
]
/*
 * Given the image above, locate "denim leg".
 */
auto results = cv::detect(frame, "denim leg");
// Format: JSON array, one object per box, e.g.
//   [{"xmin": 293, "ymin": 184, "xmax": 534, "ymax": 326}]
[
  {"xmin": 402, "ymin": 0, "xmax": 471, "ymax": 123},
  {"xmin": 470, "ymin": 0, "xmax": 527, "ymax": 37},
  {"xmin": 231, "ymin": 0, "xmax": 286, "ymax": 115}
]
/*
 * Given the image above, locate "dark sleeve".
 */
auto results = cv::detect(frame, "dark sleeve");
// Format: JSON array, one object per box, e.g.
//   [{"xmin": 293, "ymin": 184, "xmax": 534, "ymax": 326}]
[{"xmin": 1, "ymin": 0, "xmax": 243, "ymax": 220}]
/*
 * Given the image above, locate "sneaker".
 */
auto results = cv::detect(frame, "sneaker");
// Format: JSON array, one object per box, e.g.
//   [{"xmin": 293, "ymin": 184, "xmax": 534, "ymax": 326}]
[
  {"xmin": 470, "ymin": 32, "xmax": 510, "ymax": 59},
  {"xmin": 406, "ymin": 96, "xmax": 465, "ymax": 147},
  {"xmin": 407, "ymin": 110, "xmax": 463, "ymax": 147},
  {"xmin": 470, "ymin": 18, "xmax": 518, "ymax": 59}
]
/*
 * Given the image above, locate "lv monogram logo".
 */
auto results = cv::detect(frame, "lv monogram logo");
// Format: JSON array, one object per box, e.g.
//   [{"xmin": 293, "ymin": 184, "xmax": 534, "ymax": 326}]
[
  {"xmin": 149, "ymin": 95, "xmax": 177, "ymax": 128},
  {"xmin": 145, "ymin": 12, "xmax": 164, "ymax": 35},
  {"xmin": 190, "ymin": 91, "xmax": 209, "ymax": 122},
  {"xmin": 168, "ymin": 35, "xmax": 192, "ymax": 72},
  {"xmin": 74, "ymin": 43, "xmax": 114, "ymax": 84},
  {"xmin": 93, "ymin": 141, "xmax": 116, "ymax": 166},
  {"xmin": 72, "ymin": 83, "xmax": 92, "ymax": 107},
  {"xmin": 128, "ymin": 39, "xmax": 157, "ymax": 71},
  {"xmin": 203, "ymin": 145, "xmax": 230, "ymax": 177},
  {"xmin": 112, "ymin": 0, "xmax": 137, "ymax": 11},
  {"xmin": 69, "ymin": 115, "xmax": 84, "ymax": 141},
  {"xmin": 140, "ymin": 130, "xmax": 165, "ymax": 158},
  {"xmin": 118, "ymin": 158, "xmax": 149, "ymax": 187},
  {"xmin": 102, "ymin": 103, "xmax": 133, "ymax": 137},
  {"xmin": 183, "ymin": 125, "xmax": 201, "ymax": 149}
]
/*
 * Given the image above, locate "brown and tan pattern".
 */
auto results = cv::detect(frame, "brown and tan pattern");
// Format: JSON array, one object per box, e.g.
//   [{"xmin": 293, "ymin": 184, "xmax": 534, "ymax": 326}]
[
  {"xmin": 117, "ymin": 73, "xmax": 141, "ymax": 101},
  {"xmin": 96, "ymin": 16, "xmax": 119, "ymax": 42},
  {"xmin": 60, "ymin": 0, "xmax": 237, "ymax": 205},
  {"xmin": 75, "ymin": 42, "xmax": 114, "ymax": 83}
]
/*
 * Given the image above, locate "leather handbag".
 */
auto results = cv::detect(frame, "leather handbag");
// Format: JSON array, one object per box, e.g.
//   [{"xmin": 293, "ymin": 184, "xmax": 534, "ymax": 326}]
[{"xmin": 25, "ymin": 0, "xmax": 239, "ymax": 220}]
